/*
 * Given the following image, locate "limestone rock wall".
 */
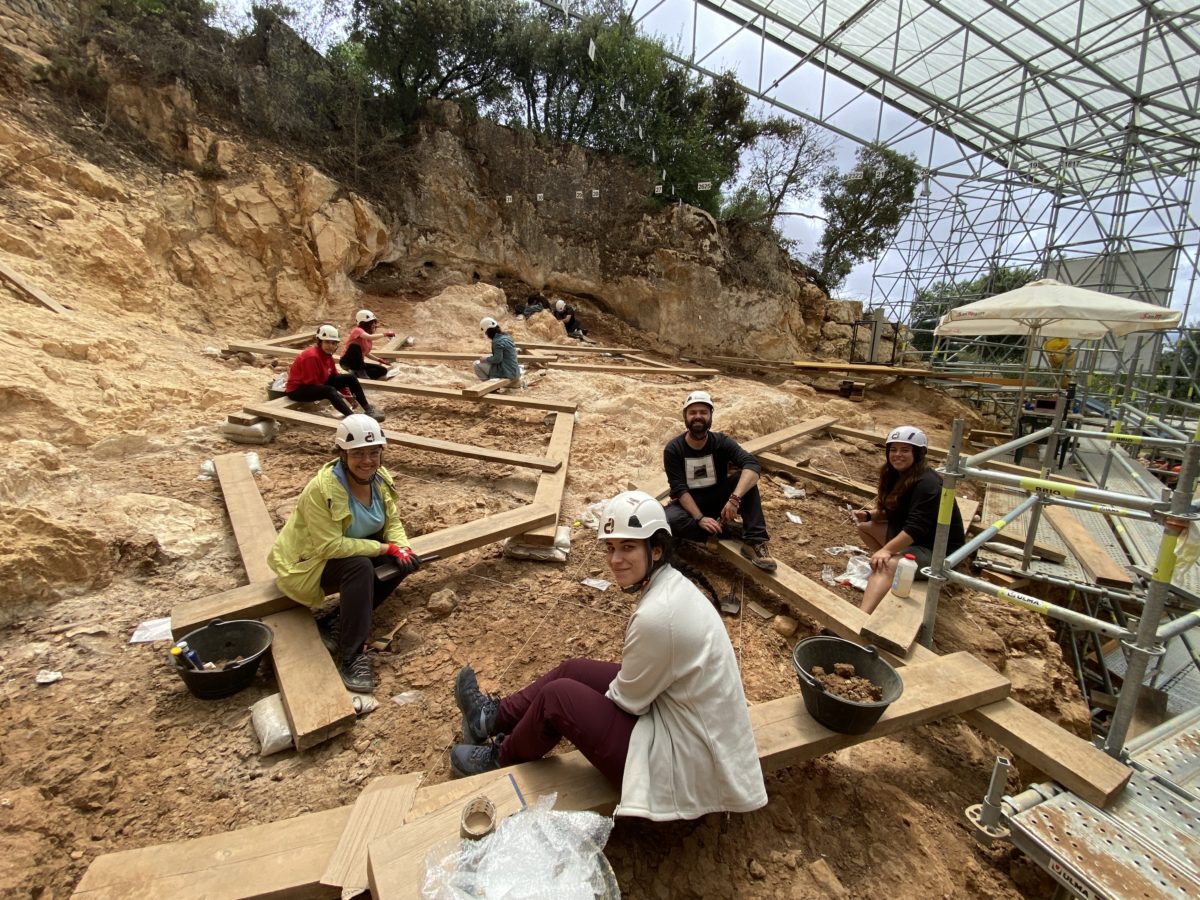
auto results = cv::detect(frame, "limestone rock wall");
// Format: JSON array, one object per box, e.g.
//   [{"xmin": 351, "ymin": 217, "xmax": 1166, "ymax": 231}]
[{"xmin": 0, "ymin": 0, "xmax": 69, "ymax": 52}]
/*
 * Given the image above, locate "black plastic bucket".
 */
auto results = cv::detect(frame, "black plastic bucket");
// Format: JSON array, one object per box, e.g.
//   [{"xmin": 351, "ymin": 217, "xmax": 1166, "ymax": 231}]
[
  {"xmin": 791, "ymin": 636, "xmax": 903, "ymax": 734},
  {"xmin": 171, "ymin": 619, "xmax": 273, "ymax": 700}
]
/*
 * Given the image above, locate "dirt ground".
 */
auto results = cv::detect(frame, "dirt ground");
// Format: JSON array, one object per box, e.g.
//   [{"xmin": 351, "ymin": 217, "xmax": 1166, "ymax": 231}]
[{"xmin": 0, "ymin": 274, "xmax": 1094, "ymax": 898}]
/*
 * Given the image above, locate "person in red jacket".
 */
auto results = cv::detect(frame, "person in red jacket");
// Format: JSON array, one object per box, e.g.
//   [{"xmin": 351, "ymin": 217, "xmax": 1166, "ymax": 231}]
[{"xmin": 285, "ymin": 325, "xmax": 386, "ymax": 421}]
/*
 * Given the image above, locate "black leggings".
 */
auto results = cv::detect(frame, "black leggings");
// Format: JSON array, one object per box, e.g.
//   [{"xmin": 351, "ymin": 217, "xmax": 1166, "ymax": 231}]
[
  {"xmin": 341, "ymin": 361, "xmax": 388, "ymax": 380},
  {"xmin": 319, "ymin": 556, "xmax": 404, "ymax": 663},
  {"xmin": 288, "ymin": 374, "xmax": 368, "ymax": 416}
]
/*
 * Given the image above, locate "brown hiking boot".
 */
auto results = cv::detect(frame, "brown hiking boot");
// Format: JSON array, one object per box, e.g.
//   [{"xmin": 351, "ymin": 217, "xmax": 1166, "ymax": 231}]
[{"xmin": 741, "ymin": 541, "xmax": 777, "ymax": 573}]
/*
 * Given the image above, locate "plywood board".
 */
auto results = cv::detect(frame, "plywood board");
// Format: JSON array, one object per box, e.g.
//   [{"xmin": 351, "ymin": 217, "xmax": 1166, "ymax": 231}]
[
  {"xmin": 547, "ymin": 362, "xmax": 719, "ymax": 376},
  {"xmin": 367, "ymin": 774, "xmax": 526, "ymax": 900},
  {"xmin": 1043, "ymin": 504, "xmax": 1134, "ymax": 588},
  {"xmin": 213, "ymin": 454, "xmax": 276, "ymax": 582},
  {"xmin": 0, "ymin": 257, "xmax": 70, "ymax": 313},
  {"xmin": 242, "ymin": 402, "xmax": 561, "ymax": 472},
  {"xmin": 752, "ymin": 651, "xmax": 1010, "ymax": 772},
  {"xmin": 265, "ymin": 607, "xmax": 356, "ymax": 751},
  {"xmin": 73, "ymin": 804, "xmax": 352, "ymax": 899},
  {"xmin": 521, "ymin": 412, "xmax": 575, "ymax": 546},
  {"xmin": 462, "ymin": 377, "xmax": 511, "ymax": 398},
  {"xmin": 320, "ymin": 773, "xmax": 424, "ymax": 893},
  {"xmin": 172, "ymin": 504, "xmax": 557, "ymax": 637},
  {"xmin": 860, "ymin": 582, "xmax": 929, "ymax": 657}
]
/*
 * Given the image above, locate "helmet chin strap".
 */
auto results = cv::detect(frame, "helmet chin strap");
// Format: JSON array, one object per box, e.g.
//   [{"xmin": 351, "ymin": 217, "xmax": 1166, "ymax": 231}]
[{"xmin": 620, "ymin": 541, "xmax": 659, "ymax": 594}]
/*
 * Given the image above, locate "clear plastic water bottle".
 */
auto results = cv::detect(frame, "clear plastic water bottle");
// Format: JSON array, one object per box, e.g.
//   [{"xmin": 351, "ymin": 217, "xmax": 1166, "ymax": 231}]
[{"xmin": 891, "ymin": 554, "xmax": 918, "ymax": 598}]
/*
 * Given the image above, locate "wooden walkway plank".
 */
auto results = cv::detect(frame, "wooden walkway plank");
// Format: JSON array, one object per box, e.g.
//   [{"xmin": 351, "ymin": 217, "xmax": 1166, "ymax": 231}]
[
  {"xmin": 462, "ymin": 377, "xmax": 511, "ymax": 398},
  {"xmin": 712, "ymin": 541, "xmax": 1131, "ymax": 807},
  {"xmin": 172, "ymin": 504, "xmax": 557, "ymax": 637},
  {"xmin": 521, "ymin": 412, "xmax": 575, "ymax": 546},
  {"xmin": 320, "ymin": 773, "xmax": 423, "ymax": 893},
  {"xmin": 72, "ymin": 805, "xmax": 353, "ymax": 900},
  {"xmin": 619, "ymin": 354, "xmax": 677, "ymax": 369},
  {"xmin": 212, "ymin": 454, "xmax": 276, "ymax": 583},
  {"xmin": 1043, "ymin": 504, "xmax": 1134, "ymax": 589},
  {"xmin": 0, "ymin": 257, "xmax": 71, "ymax": 313},
  {"xmin": 265, "ymin": 608, "xmax": 355, "ymax": 751},
  {"xmin": 758, "ymin": 452, "xmax": 876, "ymax": 499},
  {"xmin": 367, "ymin": 381, "xmax": 576, "ymax": 414},
  {"xmin": 860, "ymin": 582, "xmax": 929, "ymax": 657},
  {"xmin": 367, "ymin": 774, "xmax": 527, "ymax": 899},
  {"xmin": 547, "ymin": 362, "xmax": 719, "ymax": 376},
  {"xmin": 242, "ymin": 402, "xmax": 562, "ymax": 473},
  {"xmin": 516, "ymin": 341, "xmax": 636, "ymax": 354}
]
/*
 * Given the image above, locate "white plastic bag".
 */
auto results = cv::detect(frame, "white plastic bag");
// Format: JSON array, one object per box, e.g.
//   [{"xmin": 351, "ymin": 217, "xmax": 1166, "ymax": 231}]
[
  {"xmin": 840, "ymin": 555, "xmax": 872, "ymax": 591},
  {"xmin": 250, "ymin": 693, "xmax": 292, "ymax": 756}
]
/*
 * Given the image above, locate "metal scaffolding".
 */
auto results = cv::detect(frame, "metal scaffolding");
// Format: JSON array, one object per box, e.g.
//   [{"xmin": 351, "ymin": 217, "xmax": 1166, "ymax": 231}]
[{"xmin": 628, "ymin": 1, "xmax": 1200, "ymax": 400}]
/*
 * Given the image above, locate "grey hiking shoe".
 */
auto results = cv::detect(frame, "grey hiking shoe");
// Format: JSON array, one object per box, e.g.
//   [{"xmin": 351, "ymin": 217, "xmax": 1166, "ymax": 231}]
[
  {"xmin": 454, "ymin": 666, "xmax": 499, "ymax": 744},
  {"xmin": 339, "ymin": 652, "xmax": 375, "ymax": 693},
  {"xmin": 449, "ymin": 738, "xmax": 503, "ymax": 778},
  {"xmin": 362, "ymin": 405, "xmax": 387, "ymax": 423},
  {"xmin": 741, "ymin": 541, "xmax": 778, "ymax": 573}
]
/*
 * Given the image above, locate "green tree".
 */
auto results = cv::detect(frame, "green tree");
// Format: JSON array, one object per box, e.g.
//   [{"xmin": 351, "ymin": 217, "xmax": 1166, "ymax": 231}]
[
  {"xmin": 812, "ymin": 143, "xmax": 919, "ymax": 291},
  {"xmin": 350, "ymin": 0, "xmax": 525, "ymax": 125},
  {"xmin": 724, "ymin": 117, "xmax": 833, "ymax": 227}
]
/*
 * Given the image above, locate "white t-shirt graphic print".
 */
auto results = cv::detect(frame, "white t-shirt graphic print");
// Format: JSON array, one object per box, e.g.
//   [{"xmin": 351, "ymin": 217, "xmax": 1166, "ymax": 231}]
[{"xmin": 684, "ymin": 454, "xmax": 717, "ymax": 490}]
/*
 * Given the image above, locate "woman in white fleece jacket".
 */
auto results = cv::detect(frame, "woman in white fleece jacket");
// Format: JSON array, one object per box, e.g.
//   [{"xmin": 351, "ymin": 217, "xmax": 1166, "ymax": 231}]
[{"xmin": 449, "ymin": 490, "xmax": 767, "ymax": 821}]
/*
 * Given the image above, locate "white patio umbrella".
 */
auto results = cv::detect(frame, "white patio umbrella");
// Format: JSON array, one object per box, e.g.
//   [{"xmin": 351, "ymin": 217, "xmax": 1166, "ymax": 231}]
[{"xmin": 934, "ymin": 278, "xmax": 1183, "ymax": 420}]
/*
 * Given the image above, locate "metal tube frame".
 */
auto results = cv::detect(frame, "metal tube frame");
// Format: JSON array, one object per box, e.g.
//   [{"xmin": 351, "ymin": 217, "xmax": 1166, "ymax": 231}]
[{"xmin": 944, "ymin": 493, "xmax": 1040, "ymax": 569}]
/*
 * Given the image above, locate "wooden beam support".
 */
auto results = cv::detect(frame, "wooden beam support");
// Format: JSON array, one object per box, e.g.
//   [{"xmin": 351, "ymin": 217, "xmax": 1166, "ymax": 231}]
[
  {"xmin": 212, "ymin": 454, "xmax": 276, "ymax": 582},
  {"xmin": 462, "ymin": 377, "xmax": 511, "ymax": 398},
  {"xmin": 0, "ymin": 257, "xmax": 70, "ymax": 313},
  {"xmin": 172, "ymin": 504, "xmax": 558, "ymax": 637},
  {"xmin": 516, "ymin": 341, "xmax": 636, "ymax": 354},
  {"xmin": 547, "ymin": 362, "xmax": 719, "ymax": 376},
  {"xmin": 860, "ymin": 583, "xmax": 929, "ymax": 657},
  {"xmin": 1043, "ymin": 505, "xmax": 1134, "ymax": 589},
  {"xmin": 320, "ymin": 773, "xmax": 423, "ymax": 894},
  {"xmin": 758, "ymin": 452, "xmax": 876, "ymax": 499},
  {"xmin": 619, "ymin": 354, "xmax": 676, "ymax": 369},
  {"xmin": 374, "ymin": 350, "xmax": 548, "ymax": 363},
  {"xmin": 265, "ymin": 608, "xmax": 356, "ymax": 751},
  {"xmin": 742, "ymin": 416, "xmax": 840, "ymax": 456},
  {"xmin": 521, "ymin": 412, "xmax": 574, "ymax": 546},
  {"xmin": 710, "ymin": 541, "xmax": 1130, "ymax": 807},
  {"xmin": 242, "ymin": 402, "xmax": 561, "ymax": 473},
  {"xmin": 367, "ymin": 381, "xmax": 576, "ymax": 414}
]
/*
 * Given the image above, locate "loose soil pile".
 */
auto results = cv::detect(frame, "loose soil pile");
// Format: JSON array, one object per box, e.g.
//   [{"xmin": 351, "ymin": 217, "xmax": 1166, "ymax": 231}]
[{"xmin": 811, "ymin": 664, "xmax": 884, "ymax": 703}]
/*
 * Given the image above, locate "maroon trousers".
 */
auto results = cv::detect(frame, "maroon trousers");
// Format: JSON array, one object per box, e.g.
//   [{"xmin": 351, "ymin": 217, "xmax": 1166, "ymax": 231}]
[{"xmin": 496, "ymin": 658, "xmax": 638, "ymax": 788}]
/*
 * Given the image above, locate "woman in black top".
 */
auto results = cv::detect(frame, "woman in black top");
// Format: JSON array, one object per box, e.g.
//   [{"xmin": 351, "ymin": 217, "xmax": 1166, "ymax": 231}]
[{"xmin": 849, "ymin": 425, "xmax": 964, "ymax": 613}]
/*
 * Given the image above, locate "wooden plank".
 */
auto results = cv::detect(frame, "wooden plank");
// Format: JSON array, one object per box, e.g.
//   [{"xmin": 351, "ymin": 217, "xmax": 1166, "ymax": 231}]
[
  {"xmin": 368, "ymin": 381, "xmax": 576, "ymax": 414},
  {"xmin": 758, "ymin": 452, "xmax": 877, "ymax": 499},
  {"xmin": 0, "ymin": 257, "xmax": 70, "ymax": 313},
  {"xmin": 265, "ymin": 608, "xmax": 356, "ymax": 751},
  {"xmin": 73, "ymin": 805, "xmax": 352, "ymax": 900},
  {"xmin": 462, "ymin": 377, "xmax": 511, "ymax": 398},
  {"xmin": 516, "ymin": 341, "xmax": 637, "ymax": 354},
  {"xmin": 374, "ymin": 350, "xmax": 548, "ymax": 363},
  {"xmin": 960, "ymin": 699, "xmax": 1130, "ymax": 807},
  {"xmin": 521, "ymin": 412, "xmax": 575, "ymax": 546},
  {"xmin": 1043, "ymin": 504, "xmax": 1134, "ymax": 589},
  {"xmin": 213, "ymin": 454, "xmax": 276, "ymax": 583},
  {"xmin": 367, "ymin": 774, "xmax": 526, "ymax": 900},
  {"xmin": 172, "ymin": 504, "xmax": 557, "ymax": 637},
  {"xmin": 225, "ymin": 412, "xmax": 264, "ymax": 427},
  {"xmin": 860, "ymin": 582, "xmax": 929, "ymax": 657},
  {"xmin": 261, "ymin": 331, "xmax": 314, "ymax": 347},
  {"xmin": 742, "ymin": 416, "xmax": 840, "ymax": 456},
  {"xmin": 711, "ymin": 541, "xmax": 1131, "ymax": 807},
  {"xmin": 320, "ymin": 773, "xmax": 423, "ymax": 894},
  {"xmin": 620, "ymin": 354, "xmax": 676, "ymax": 369},
  {"xmin": 242, "ymin": 402, "xmax": 562, "ymax": 473},
  {"xmin": 976, "ymin": 489, "xmax": 1068, "ymax": 562},
  {"xmin": 547, "ymin": 362, "xmax": 719, "ymax": 376},
  {"xmin": 753, "ymin": 651, "xmax": 1010, "ymax": 772}
]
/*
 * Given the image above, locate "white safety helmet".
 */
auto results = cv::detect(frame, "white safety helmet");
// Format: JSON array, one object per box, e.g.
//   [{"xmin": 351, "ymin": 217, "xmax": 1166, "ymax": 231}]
[
  {"xmin": 355, "ymin": 309, "xmax": 377, "ymax": 325},
  {"xmin": 336, "ymin": 414, "xmax": 386, "ymax": 450},
  {"xmin": 480, "ymin": 316, "xmax": 499, "ymax": 332},
  {"xmin": 682, "ymin": 390, "xmax": 714, "ymax": 413},
  {"xmin": 555, "ymin": 299, "xmax": 566, "ymax": 312},
  {"xmin": 598, "ymin": 491, "xmax": 669, "ymax": 541},
  {"xmin": 885, "ymin": 425, "xmax": 928, "ymax": 449},
  {"xmin": 315, "ymin": 324, "xmax": 340, "ymax": 342}
]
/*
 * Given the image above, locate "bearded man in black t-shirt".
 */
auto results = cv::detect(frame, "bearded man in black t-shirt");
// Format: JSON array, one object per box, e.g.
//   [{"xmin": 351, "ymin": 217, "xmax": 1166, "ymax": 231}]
[{"xmin": 662, "ymin": 391, "xmax": 777, "ymax": 572}]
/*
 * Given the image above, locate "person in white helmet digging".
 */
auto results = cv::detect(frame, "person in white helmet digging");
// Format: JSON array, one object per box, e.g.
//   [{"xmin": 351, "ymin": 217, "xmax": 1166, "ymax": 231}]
[
  {"xmin": 474, "ymin": 317, "xmax": 520, "ymax": 388},
  {"xmin": 267, "ymin": 415, "xmax": 420, "ymax": 692},
  {"xmin": 339, "ymin": 309, "xmax": 395, "ymax": 380},
  {"xmin": 662, "ymin": 390, "xmax": 777, "ymax": 572},
  {"xmin": 447, "ymin": 490, "xmax": 767, "ymax": 822},
  {"xmin": 849, "ymin": 425, "xmax": 965, "ymax": 614},
  {"xmin": 551, "ymin": 298, "xmax": 588, "ymax": 339},
  {"xmin": 284, "ymin": 324, "xmax": 386, "ymax": 422}
]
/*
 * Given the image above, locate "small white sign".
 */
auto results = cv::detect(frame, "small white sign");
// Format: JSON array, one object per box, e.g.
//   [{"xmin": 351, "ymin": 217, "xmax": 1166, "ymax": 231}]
[
  {"xmin": 697, "ymin": 180, "xmax": 712, "ymax": 191},
  {"xmin": 582, "ymin": 577, "xmax": 611, "ymax": 592},
  {"xmin": 650, "ymin": 148, "xmax": 656, "ymax": 162},
  {"xmin": 575, "ymin": 190, "xmax": 583, "ymax": 200},
  {"xmin": 654, "ymin": 185, "xmax": 662, "ymax": 194},
  {"xmin": 505, "ymin": 194, "xmax": 512, "ymax": 204},
  {"xmin": 536, "ymin": 192, "xmax": 544, "ymax": 202},
  {"xmin": 637, "ymin": 124, "xmax": 643, "ymax": 139},
  {"xmin": 591, "ymin": 188, "xmax": 600, "ymax": 198},
  {"xmin": 588, "ymin": 38, "xmax": 596, "ymax": 61},
  {"xmin": 619, "ymin": 93, "xmax": 625, "ymax": 111}
]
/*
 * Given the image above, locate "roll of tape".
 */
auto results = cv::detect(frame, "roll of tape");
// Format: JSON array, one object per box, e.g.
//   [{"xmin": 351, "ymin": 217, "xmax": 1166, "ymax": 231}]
[{"xmin": 460, "ymin": 796, "xmax": 497, "ymax": 840}]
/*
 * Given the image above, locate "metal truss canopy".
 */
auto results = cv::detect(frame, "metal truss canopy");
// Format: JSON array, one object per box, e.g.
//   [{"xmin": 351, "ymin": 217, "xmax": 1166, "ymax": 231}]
[{"xmin": 699, "ymin": 0, "xmax": 1200, "ymax": 191}]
